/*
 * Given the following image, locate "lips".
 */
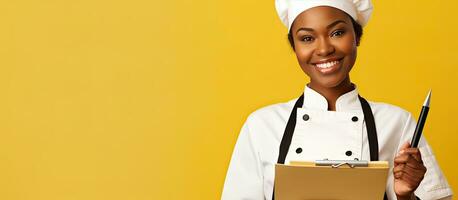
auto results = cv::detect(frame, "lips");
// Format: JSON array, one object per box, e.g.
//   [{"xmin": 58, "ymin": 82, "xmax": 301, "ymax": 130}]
[{"xmin": 312, "ymin": 58, "xmax": 342, "ymax": 74}]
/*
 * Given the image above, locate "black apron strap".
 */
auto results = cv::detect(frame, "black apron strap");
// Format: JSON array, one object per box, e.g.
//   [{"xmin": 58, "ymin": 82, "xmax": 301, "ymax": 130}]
[
  {"xmin": 359, "ymin": 96, "xmax": 389, "ymax": 200},
  {"xmin": 358, "ymin": 95, "xmax": 379, "ymax": 161},
  {"xmin": 277, "ymin": 94, "xmax": 304, "ymax": 164},
  {"xmin": 273, "ymin": 94, "xmax": 388, "ymax": 200}
]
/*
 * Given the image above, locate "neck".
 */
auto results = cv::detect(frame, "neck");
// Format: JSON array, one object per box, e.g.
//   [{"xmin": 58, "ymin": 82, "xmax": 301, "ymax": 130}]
[{"xmin": 308, "ymin": 77, "xmax": 354, "ymax": 111}]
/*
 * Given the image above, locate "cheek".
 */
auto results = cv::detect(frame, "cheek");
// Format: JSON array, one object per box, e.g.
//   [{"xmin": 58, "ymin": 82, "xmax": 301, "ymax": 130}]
[
  {"xmin": 343, "ymin": 44, "xmax": 357, "ymax": 56},
  {"xmin": 338, "ymin": 35, "xmax": 357, "ymax": 56},
  {"xmin": 346, "ymin": 46, "xmax": 357, "ymax": 66},
  {"xmin": 294, "ymin": 47, "xmax": 313, "ymax": 64},
  {"xmin": 334, "ymin": 40, "xmax": 357, "ymax": 67},
  {"xmin": 342, "ymin": 47, "xmax": 357, "ymax": 73},
  {"xmin": 295, "ymin": 50, "xmax": 313, "ymax": 74}
]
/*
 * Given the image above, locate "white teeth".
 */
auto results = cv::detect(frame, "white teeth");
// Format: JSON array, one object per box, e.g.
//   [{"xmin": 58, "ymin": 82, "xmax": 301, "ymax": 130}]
[{"xmin": 316, "ymin": 60, "xmax": 339, "ymax": 68}]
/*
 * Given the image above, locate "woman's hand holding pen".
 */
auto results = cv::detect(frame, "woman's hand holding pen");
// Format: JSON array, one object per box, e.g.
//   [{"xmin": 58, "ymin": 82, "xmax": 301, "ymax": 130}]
[{"xmin": 393, "ymin": 142, "xmax": 427, "ymax": 200}]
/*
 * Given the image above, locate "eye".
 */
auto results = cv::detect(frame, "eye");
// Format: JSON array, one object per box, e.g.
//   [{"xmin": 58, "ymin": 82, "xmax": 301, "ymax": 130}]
[
  {"xmin": 331, "ymin": 30, "xmax": 345, "ymax": 37},
  {"xmin": 301, "ymin": 35, "xmax": 314, "ymax": 42}
]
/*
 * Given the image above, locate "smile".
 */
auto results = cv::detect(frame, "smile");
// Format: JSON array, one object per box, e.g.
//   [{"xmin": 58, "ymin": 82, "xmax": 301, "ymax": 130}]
[
  {"xmin": 315, "ymin": 60, "xmax": 339, "ymax": 69},
  {"xmin": 313, "ymin": 59, "xmax": 342, "ymax": 74}
]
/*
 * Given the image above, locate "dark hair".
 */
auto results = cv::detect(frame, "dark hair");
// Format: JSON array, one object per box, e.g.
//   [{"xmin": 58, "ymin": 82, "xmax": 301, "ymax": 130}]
[{"xmin": 287, "ymin": 16, "xmax": 363, "ymax": 50}]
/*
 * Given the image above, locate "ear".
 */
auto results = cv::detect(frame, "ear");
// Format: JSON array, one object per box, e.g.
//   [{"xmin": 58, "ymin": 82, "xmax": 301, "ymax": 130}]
[
  {"xmin": 288, "ymin": 33, "xmax": 296, "ymax": 52},
  {"xmin": 354, "ymin": 32, "xmax": 361, "ymax": 47}
]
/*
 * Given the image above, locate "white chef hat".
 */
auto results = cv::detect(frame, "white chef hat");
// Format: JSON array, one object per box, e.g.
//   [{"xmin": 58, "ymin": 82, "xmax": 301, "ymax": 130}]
[{"xmin": 275, "ymin": 0, "xmax": 373, "ymax": 32}]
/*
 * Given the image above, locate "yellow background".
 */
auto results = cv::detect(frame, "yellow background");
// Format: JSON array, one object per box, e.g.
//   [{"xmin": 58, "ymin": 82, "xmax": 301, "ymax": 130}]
[{"xmin": 0, "ymin": 0, "xmax": 456, "ymax": 199}]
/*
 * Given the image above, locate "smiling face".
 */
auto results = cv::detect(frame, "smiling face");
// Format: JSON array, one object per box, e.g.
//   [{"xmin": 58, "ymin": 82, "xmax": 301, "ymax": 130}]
[{"xmin": 291, "ymin": 6, "xmax": 358, "ymax": 90}]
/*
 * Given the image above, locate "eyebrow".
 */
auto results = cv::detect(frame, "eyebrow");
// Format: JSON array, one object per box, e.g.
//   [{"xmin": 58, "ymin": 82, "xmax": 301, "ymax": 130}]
[{"xmin": 295, "ymin": 20, "xmax": 347, "ymax": 34}]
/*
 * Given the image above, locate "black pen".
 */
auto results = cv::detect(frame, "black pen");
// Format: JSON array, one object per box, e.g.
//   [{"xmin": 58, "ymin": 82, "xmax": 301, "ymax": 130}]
[{"xmin": 411, "ymin": 90, "xmax": 431, "ymax": 148}]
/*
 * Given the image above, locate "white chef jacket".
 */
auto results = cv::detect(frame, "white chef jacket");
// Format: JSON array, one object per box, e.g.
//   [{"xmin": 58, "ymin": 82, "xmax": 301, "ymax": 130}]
[{"xmin": 222, "ymin": 85, "xmax": 453, "ymax": 200}]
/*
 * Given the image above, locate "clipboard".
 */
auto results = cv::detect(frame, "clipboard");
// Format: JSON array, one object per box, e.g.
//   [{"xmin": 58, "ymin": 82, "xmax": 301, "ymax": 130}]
[{"xmin": 275, "ymin": 160, "xmax": 389, "ymax": 200}]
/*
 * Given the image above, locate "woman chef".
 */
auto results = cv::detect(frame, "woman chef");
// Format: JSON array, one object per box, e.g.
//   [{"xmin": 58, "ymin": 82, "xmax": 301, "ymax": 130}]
[{"xmin": 222, "ymin": 0, "xmax": 453, "ymax": 199}]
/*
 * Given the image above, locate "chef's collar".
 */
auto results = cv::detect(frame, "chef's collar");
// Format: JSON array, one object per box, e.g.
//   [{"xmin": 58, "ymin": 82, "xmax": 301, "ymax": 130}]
[{"xmin": 303, "ymin": 85, "xmax": 361, "ymax": 111}]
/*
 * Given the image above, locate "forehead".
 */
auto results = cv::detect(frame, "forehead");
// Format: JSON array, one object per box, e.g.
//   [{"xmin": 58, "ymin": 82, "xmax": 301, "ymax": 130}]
[{"xmin": 292, "ymin": 6, "xmax": 352, "ymax": 31}]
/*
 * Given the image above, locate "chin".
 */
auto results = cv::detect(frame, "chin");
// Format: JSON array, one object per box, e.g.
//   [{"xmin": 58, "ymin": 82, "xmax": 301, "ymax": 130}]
[
  {"xmin": 312, "ymin": 74, "xmax": 349, "ymax": 89},
  {"xmin": 317, "ymin": 80, "xmax": 344, "ymax": 88}
]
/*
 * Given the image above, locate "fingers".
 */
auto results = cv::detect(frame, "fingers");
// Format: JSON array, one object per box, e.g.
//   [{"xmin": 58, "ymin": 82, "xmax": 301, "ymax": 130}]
[
  {"xmin": 393, "ymin": 163, "xmax": 426, "ymax": 177},
  {"xmin": 399, "ymin": 142, "xmax": 411, "ymax": 151},
  {"xmin": 393, "ymin": 147, "xmax": 427, "ymax": 189},
  {"xmin": 394, "ymin": 156, "xmax": 424, "ymax": 170},
  {"xmin": 393, "ymin": 142, "xmax": 427, "ymax": 196},
  {"xmin": 394, "ymin": 169, "xmax": 424, "ymax": 186},
  {"xmin": 395, "ymin": 148, "xmax": 423, "ymax": 163},
  {"xmin": 393, "ymin": 164, "xmax": 426, "ymax": 186}
]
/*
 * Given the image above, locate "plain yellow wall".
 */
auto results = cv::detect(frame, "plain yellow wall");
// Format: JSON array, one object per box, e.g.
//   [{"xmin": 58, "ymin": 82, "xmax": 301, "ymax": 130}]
[{"xmin": 0, "ymin": 0, "xmax": 456, "ymax": 199}]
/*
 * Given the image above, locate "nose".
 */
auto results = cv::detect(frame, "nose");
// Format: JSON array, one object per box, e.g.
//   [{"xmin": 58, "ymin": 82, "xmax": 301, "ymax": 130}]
[{"xmin": 316, "ymin": 38, "xmax": 335, "ymax": 56}]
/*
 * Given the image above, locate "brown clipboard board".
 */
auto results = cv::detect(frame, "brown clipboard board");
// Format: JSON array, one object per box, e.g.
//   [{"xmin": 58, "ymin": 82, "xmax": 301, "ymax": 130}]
[{"xmin": 274, "ymin": 161, "xmax": 389, "ymax": 200}]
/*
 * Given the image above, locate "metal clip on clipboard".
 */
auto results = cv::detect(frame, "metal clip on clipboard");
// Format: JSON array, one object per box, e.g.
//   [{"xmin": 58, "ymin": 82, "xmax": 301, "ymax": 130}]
[{"xmin": 315, "ymin": 159, "xmax": 369, "ymax": 168}]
